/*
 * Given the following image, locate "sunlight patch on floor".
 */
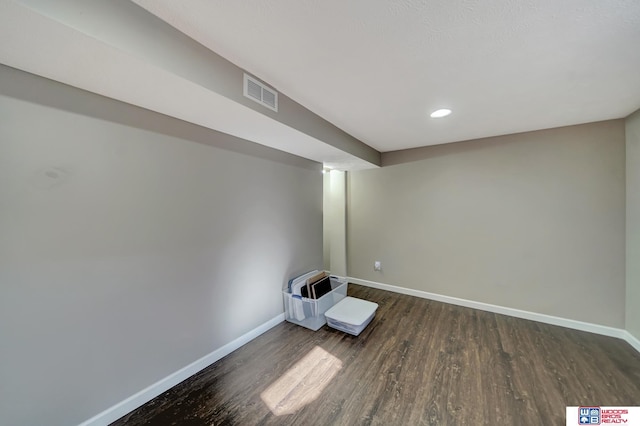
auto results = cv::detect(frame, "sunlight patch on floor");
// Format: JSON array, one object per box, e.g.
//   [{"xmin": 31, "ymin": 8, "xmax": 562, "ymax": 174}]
[{"xmin": 260, "ymin": 346, "xmax": 343, "ymax": 416}]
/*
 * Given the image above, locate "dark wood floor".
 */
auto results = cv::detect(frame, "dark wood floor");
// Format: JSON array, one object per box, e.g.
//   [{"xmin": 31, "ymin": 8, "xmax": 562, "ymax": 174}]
[{"xmin": 112, "ymin": 285, "xmax": 640, "ymax": 425}]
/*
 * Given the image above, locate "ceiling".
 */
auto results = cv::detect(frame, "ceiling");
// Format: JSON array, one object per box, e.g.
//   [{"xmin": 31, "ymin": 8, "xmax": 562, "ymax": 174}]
[
  {"xmin": 2, "ymin": 0, "xmax": 640, "ymax": 167},
  {"xmin": 133, "ymin": 0, "xmax": 640, "ymax": 151}
]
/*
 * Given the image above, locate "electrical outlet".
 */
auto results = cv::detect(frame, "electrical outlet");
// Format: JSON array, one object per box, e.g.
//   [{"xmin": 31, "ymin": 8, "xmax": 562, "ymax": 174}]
[{"xmin": 374, "ymin": 261, "xmax": 382, "ymax": 271}]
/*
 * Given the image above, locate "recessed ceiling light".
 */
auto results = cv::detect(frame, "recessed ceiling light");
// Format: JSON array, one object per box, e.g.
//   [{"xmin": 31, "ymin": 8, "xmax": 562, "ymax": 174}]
[{"xmin": 430, "ymin": 108, "xmax": 452, "ymax": 118}]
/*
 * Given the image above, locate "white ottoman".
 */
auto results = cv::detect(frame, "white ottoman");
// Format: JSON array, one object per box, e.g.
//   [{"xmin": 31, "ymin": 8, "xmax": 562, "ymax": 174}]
[{"xmin": 324, "ymin": 296, "xmax": 378, "ymax": 336}]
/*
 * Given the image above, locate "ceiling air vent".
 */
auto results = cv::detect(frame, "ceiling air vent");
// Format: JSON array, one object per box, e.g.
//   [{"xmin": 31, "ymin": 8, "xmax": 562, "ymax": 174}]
[{"xmin": 243, "ymin": 73, "xmax": 278, "ymax": 112}]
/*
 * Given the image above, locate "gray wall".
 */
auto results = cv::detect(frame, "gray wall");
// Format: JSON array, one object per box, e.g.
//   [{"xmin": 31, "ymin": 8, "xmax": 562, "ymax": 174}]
[
  {"xmin": 347, "ymin": 121, "xmax": 626, "ymax": 327},
  {"xmin": 323, "ymin": 171, "xmax": 347, "ymax": 276},
  {"xmin": 627, "ymin": 109, "xmax": 640, "ymax": 339},
  {"xmin": 0, "ymin": 65, "xmax": 322, "ymax": 426}
]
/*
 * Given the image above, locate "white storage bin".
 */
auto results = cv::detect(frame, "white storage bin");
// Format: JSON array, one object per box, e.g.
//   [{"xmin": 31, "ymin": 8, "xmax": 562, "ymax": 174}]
[
  {"xmin": 324, "ymin": 296, "xmax": 378, "ymax": 336},
  {"xmin": 283, "ymin": 276, "xmax": 347, "ymax": 331}
]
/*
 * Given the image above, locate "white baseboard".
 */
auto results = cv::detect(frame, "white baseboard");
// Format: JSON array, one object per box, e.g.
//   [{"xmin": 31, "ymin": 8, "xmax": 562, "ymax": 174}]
[
  {"xmin": 349, "ymin": 277, "xmax": 635, "ymax": 345},
  {"xmin": 622, "ymin": 330, "xmax": 640, "ymax": 353},
  {"xmin": 78, "ymin": 313, "xmax": 285, "ymax": 426}
]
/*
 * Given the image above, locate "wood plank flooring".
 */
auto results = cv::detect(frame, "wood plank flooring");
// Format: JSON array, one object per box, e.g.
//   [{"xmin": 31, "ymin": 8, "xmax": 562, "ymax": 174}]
[{"xmin": 111, "ymin": 284, "xmax": 640, "ymax": 425}]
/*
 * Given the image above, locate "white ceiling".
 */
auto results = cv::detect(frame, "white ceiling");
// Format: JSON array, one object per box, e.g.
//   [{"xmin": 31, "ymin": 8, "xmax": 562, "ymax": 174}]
[
  {"xmin": 134, "ymin": 0, "xmax": 640, "ymax": 151},
  {"xmin": 0, "ymin": 0, "xmax": 375, "ymax": 170},
  {"xmin": 2, "ymin": 0, "xmax": 640, "ymax": 165}
]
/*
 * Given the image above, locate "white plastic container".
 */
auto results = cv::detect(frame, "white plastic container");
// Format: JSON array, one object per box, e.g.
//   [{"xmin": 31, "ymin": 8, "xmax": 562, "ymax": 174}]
[
  {"xmin": 324, "ymin": 296, "xmax": 378, "ymax": 336},
  {"xmin": 283, "ymin": 276, "xmax": 348, "ymax": 331}
]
